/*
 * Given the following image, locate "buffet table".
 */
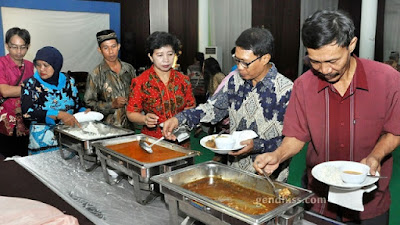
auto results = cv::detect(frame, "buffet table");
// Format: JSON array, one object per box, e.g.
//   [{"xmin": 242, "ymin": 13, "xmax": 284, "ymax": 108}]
[
  {"xmin": 2, "ymin": 151, "xmax": 170, "ymax": 225},
  {"xmin": 0, "ymin": 150, "xmax": 345, "ymax": 225}
]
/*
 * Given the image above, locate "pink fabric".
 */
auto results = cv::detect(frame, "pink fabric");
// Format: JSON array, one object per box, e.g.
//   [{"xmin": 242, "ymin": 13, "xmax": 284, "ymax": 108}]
[
  {"xmin": 213, "ymin": 69, "xmax": 236, "ymax": 95},
  {"xmin": 0, "ymin": 196, "xmax": 79, "ymax": 225},
  {"xmin": 0, "ymin": 54, "xmax": 34, "ymax": 136},
  {"xmin": 283, "ymin": 56, "xmax": 400, "ymax": 221}
]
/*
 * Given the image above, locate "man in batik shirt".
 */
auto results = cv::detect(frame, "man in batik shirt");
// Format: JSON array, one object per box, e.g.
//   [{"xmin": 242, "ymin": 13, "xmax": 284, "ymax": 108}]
[
  {"xmin": 163, "ymin": 28, "xmax": 293, "ymax": 180},
  {"xmin": 84, "ymin": 29, "xmax": 136, "ymax": 129}
]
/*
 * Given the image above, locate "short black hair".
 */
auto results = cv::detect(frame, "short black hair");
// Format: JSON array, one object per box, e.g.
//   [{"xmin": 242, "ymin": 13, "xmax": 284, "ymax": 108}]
[
  {"xmin": 302, "ymin": 10, "xmax": 355, "ymax": 49},
  {"xmin": 96, "ymin": 29, "xmax": 118, "ymax": 47},
  {"xmin": 195, "ymin": 52, "xmax": 204, "ymax": 62},
  {"xmin": 231, "ymin": 47, "xmax": 236, "ymax": 55},
  {"xmin": 203, "ymin": 57, "xmax": 222, "ymax": 93},
  {"xmin": 5, "ymin": 27, "xmax": 30, "ymax": 45},
  {"xmin": 204, "ymin": 57, "xmax": 222, "ymax": 76},
  {"xmin": 235, "ymin": 27, "xmax": 274, "ymax": 58},
  {"xmin": 145, "ymin": 31, "xmax": 181, "ymax": 55}
]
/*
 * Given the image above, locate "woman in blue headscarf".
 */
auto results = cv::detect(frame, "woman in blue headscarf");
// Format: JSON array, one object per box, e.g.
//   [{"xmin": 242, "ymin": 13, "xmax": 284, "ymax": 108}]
[{"xmin": 21, "ymin": 46, "xmax": 88, "ymax": 155}]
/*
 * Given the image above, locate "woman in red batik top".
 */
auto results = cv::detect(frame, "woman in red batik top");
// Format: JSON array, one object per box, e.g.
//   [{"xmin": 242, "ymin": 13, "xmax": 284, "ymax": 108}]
[{"xmin": 127, "ymin": 31, "xmax": 195, "ymax": 139}]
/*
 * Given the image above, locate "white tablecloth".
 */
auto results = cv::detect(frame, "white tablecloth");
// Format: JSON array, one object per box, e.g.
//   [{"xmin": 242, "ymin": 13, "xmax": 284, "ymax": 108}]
[{"xmin": 14, "ymin": 151, "xmax": 170, "ymax": 225}]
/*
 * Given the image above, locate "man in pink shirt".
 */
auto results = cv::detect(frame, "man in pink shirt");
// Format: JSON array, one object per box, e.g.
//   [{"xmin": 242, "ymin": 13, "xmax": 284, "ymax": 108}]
[
  {"xmin": 254, "ymin": 10, "xmax": 400, "ymax": 224},
  {"xmin": 0, "ymin": 27, "xmax": 34, "ymax": 158}
]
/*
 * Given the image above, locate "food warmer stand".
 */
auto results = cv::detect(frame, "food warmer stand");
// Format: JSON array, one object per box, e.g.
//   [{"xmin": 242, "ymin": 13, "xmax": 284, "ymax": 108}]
[
  {"xmin": 152, "ymin": 161, "xmax": 315, "ymax": 225},
  {"xmin": 54, "ymin": 121, "xmax": 135, "ymax": 171},
  {"xmin": 92, "ymin": 134, "xmax": 200, "ymax": 205}
]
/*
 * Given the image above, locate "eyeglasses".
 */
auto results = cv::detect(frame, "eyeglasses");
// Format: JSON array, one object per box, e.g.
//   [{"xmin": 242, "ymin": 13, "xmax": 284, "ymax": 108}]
[
  {"xmin": 8, "ymin": 44, "xmax": 28, "ymax": 51},
  {"xmin": 232, "ymin": 54, "xmax": 264, "ymax": 68}
]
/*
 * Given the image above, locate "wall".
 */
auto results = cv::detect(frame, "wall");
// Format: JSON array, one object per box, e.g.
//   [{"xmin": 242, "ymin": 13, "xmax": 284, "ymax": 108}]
[
  {"xmin": 90, "ymin": 0, "xmax": 198, "ymax": 74},
  {"xmin": 252, "ymin": 0, "xmax": 301, "ymax": 81},
  {"xmin": 169, "ymin": 0, "xmax": 198, "ymax": 73},
  {"xmin": 0, "ymin": 0, "xmax": 120, "ymax": 73}
]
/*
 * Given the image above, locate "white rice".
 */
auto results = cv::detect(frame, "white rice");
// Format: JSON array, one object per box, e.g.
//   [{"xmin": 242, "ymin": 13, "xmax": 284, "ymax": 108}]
[
  {"xmin": 319, "ymin": 165, "xmax": 343, "ymax": 185},
  {"xmin": 65, "ymin": 122, "xmax": 126, "ymax": 139}
]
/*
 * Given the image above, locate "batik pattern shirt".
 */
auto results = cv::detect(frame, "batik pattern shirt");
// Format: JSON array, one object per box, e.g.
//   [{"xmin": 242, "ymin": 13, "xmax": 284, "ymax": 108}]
[
  {"xmin": 21, "ymin": 72, "xmax": 86, "ymax": 153},
  {"xmin": 0, "ymin": 54, "xmax": 34, "ymax": 136},
  {"xmin": 127, "ymin": 65, "xmax": 196, "ymax": 138},
  {"xmin": 176, "ymin": 63, "xmax": 293, "ymax": 159},
  {"xmin": 84, "ymin": 59, "xmax": 136, "ymax": 129}
]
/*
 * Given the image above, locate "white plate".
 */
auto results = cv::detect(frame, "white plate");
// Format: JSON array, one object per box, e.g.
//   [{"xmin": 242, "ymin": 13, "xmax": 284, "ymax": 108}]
[
  {"xmin": 73, "ymin": 111, "xmax": 104, "ymax": 123},
  {"xmin": 200, "ymin": 130, "xmax": 258, "ymax": 154},
  {"xmin": 200, "ymin": 134, "xmax": 245, "ymax": 154},
  {"xmin": 311, "ymin": 161, "xmax": 379, "ymax": 190}
]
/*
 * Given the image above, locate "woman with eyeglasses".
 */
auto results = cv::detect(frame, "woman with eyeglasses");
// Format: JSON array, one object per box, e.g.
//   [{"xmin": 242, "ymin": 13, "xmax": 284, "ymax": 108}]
[
  {"xmin": 21, "ymin": 46, "xmax": 88, "ymax": 155},
  {"xmin": 0, "ymin": 27, "xmax": 34, "ymax": 158}
]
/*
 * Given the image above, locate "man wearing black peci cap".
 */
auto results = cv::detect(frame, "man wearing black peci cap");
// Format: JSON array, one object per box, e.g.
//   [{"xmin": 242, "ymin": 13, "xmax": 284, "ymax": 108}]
[{"xmin": 84, "ymin": 29, "xmax": 136, "ymax": 129}]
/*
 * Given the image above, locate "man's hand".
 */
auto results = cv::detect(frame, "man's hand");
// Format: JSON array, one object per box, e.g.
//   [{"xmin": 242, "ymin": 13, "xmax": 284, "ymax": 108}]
[
  {"xmin": 112, "ymin": 97, "xmax": 127, "ymax": 109},
  {"xmin": 360, "ymin": 133, "xmax": 400, "ymax": 175},
  {"xmin": 360, "ymin": 156, "xmax": 381, "ymax": 176},
  {"xmin": 253, "ymin": 151, "xmax": 281, "ymax": 175},
  {"xmin": 229, "ymin": 139, "xmax": 253, "ymax": 156},
  {"xmin": 162, "ymin": 117, "xmax": 179, "ymax": 141}
]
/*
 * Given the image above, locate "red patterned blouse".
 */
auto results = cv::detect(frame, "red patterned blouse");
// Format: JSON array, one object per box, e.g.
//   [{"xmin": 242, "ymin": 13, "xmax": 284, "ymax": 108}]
[{"xmin": 127, "ymin": 66, "xmax": 196, "ymax": 138}]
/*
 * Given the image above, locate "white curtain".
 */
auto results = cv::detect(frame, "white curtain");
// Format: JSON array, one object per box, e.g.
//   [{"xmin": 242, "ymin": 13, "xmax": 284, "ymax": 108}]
[
  {"xmin": 298, "ymin": 0, "xmax": 338, "ymax": 76},
  {"xmin": 149, "ymin": 0, "xmax": 168, "ymax": 33},
  {"xmin": 1, "ymin": 7, "xmax": 109, "ymax": 73},
  {"xmin": 384, "ymin": 0, "xmax": 400, "ymax": 61},
  {"xmin": 208, "ymin": 0, "xmax": 251, "ymax": 74}
]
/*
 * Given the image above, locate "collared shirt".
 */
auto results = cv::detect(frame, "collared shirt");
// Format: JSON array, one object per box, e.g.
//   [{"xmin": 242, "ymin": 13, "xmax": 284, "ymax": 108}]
[
  {"xmin": 84, "ymin": 59, "xmax": 136, "ymax": 129},
  {"xmin": 283, "ymin": 56, "xmax": 400, "ymax": 221},
  {"xmin": 176, "ymin": 63, "xmax": 293, "ymax": 161},
  {"xmin": 127, "ymin": 65, "xmax": 196, "ymax": 138},
  {"xmin": 0, "ymin": 54, "xmax": 34, "ymax": 136}
]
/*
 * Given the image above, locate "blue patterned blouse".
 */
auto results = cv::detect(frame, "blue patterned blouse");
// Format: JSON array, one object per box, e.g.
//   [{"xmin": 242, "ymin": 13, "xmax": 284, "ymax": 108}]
[
  {"xmin": 21, "ymin": 72, "xmax": 86, "ymax": 154},
  {"xmin": 176, "ymin": 63, "xmax": 293, "ymax": 160}
]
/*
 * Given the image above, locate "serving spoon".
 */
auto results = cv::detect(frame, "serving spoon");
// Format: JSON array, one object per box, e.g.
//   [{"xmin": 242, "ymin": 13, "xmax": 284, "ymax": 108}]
[
  {"xmin": 262, "ymin": 171, "xmax": 281, "ymax": 199},
  {"xmin": 367, "ymin": 174, "xmax": 387, "ymax": 178},
  {"xmin": 139, "ymin": 137, "xmax": 165, "ymax": 154}
]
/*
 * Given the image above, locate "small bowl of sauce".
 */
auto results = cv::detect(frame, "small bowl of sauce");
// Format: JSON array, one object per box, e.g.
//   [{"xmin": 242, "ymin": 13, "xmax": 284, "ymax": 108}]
[{"xmin": 340, "ymin": 163, "xmax": 369, "ymax": 184}]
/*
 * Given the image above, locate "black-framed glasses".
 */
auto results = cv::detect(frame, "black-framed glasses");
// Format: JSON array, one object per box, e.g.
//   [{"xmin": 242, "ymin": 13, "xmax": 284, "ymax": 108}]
[
  {"xmin": 8, "ymin": 44, "xmax": 28, "ymax": 51},
  {"xmin": 232, "ymin": 54, "xmax": 264, "ymax": 68}
]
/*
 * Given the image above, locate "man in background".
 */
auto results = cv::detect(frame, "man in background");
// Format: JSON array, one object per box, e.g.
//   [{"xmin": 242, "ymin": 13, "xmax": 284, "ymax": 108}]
[
  {"xmin": 0, "ymin": 27, "xmax": 34, "ymax": 158},
  {"xmin": 84, "ymin": 29, "xmax": 136, "ymax": 129}
]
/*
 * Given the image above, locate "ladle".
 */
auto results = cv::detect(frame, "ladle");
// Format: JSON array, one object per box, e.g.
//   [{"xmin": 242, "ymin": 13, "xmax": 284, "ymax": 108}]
[
  {"xmin": 262, "ymin": 171, "xmax": 280, "ymax": 199},
  {"xmin": 139, "ymin": 137, "xmax": 165, "ymax": 154}
]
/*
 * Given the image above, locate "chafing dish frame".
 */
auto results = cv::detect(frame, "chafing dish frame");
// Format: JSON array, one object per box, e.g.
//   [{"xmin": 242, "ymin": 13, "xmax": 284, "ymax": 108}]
[
  {"xmin": 92, "ymin": 134, "xmax": 201, "ymax": 205},
  {"xmin": 54, "ymin": 121, "xmax": 135, "ymax": 172},
  {"xmin": 151, "ymin": 161, "xmax": 314, "ymax": 225}
]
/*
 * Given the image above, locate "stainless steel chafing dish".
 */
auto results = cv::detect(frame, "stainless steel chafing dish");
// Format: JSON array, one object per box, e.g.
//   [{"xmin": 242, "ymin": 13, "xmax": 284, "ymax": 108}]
[
  {"xmin": 92, "ymin": 134, "xmax": 200, "ymax": 205},
  {"xmin": 54, "ymin": 121, "xmax": 135, "ymax": 171},
  {"xmin": 151, "ymin": 161, "xmax": 314, "ymax": 225}
]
